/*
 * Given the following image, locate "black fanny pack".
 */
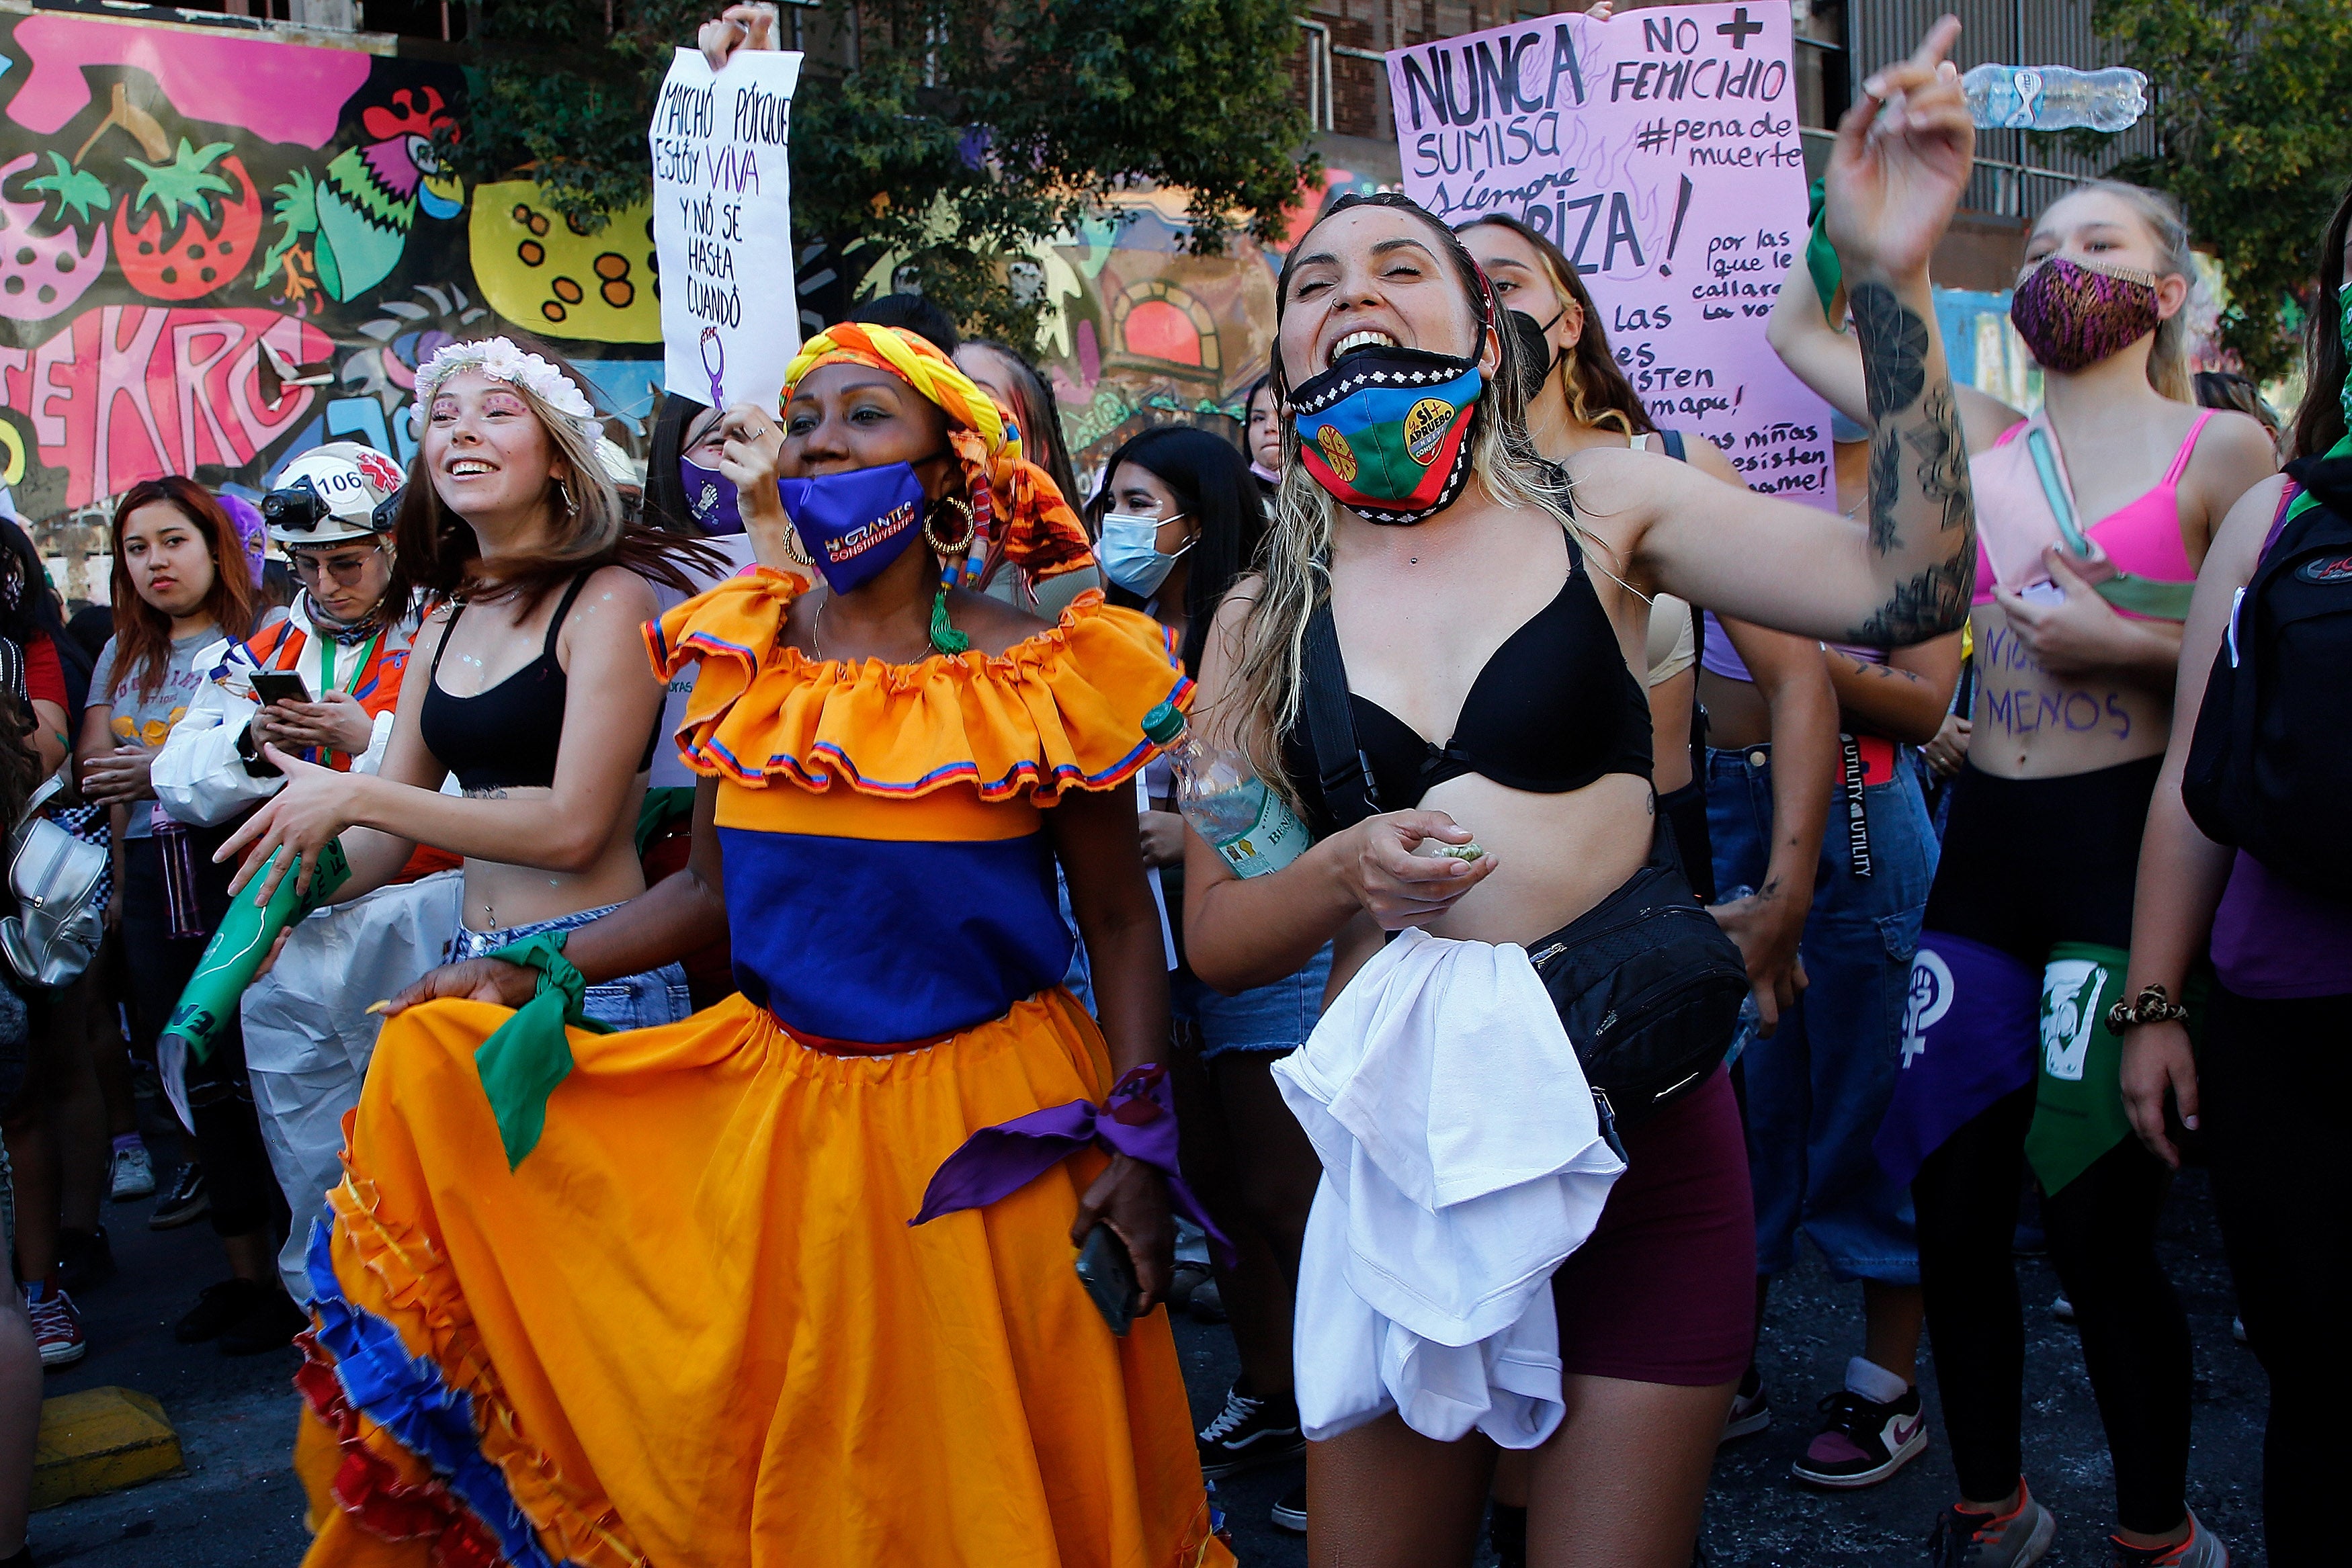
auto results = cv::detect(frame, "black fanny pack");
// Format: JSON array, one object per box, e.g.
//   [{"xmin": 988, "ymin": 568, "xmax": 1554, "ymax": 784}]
[
  {"xmin": 1300, "ymin": 598, "xmax": 1745, "ymax": 1131},
  {"xmin": 1523, "ymin": 826, "xmax": 1747, "ymax": 1131}
]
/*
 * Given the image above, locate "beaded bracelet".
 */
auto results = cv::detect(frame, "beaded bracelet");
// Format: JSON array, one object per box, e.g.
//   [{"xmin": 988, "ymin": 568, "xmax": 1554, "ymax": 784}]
[{"xmin": 2104, "ymin": 982, "xmax": 2189, "ymax": 1037}]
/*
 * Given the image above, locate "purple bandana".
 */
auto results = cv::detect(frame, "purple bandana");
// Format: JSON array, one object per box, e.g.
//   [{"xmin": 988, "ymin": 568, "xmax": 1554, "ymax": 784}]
[
  {"xmin": 911, "ymin": 1063, "xmax": 1232, "ymax": 1262},
  {"xmin": 1873, "ymin": 932, "xmax": 2042, "ymax": 1187},
  {"xmin": 2009, "ymin": 255, "xmax": 2160, "ymax": 374}
]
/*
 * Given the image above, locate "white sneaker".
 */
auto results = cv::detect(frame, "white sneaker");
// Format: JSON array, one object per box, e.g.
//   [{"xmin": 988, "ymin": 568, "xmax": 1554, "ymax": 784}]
[{"xmin": 108, "ymin": 1143, "xmax": 156, "ymax": 1201}]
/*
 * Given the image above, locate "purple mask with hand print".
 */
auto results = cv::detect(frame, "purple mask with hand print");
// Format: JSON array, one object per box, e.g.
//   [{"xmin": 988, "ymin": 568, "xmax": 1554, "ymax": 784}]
[
  {"xmin": 2008, "ymin": 255, "xmax": 2162, "ymax": 374},
  {"xmin": 678, "ymin": 457, "xmax": 745, "ymax": 535}
]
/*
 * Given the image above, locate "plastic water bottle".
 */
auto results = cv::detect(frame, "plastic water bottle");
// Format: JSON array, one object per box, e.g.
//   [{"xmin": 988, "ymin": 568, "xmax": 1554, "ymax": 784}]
[
  {"xmin": 1962, "ymin": 64, "xmax": 2147, "ymax": 133},
  {"xmin": 1142, "ymin": 701, "xmax": 1309, "ymax": 879}
]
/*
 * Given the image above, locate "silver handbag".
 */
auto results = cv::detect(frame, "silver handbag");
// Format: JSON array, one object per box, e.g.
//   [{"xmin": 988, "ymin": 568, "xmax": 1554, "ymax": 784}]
[{"xmin": 1, "ymin": 775, "xmax": 108, "ymax": 988}]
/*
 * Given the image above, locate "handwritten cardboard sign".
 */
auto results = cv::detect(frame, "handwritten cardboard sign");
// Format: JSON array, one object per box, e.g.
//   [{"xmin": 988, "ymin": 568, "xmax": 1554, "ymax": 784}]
[
  {"xmin": 1387, "ymin": 3, "xmax": 1832, "ymax": 503},
  {"xmin": 649, "ymin": 47, "xmax": 803, "ymax": 413}
]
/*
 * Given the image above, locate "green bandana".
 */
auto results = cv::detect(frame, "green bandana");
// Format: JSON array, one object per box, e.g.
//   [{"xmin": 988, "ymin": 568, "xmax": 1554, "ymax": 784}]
[
  {"xmin": 1806, "ymin": 177, "xmax": 1841, "ymax": 318},
  {"xmin": 2289, "ymin": 282, "xmax": 2352, "ymax": 529},
  {"xmin": 472, "ymin": 930, "xmax": 612, "ymax": 1169},
  {"xmin": 2023, "ymin": 943, "xmax": 2206, "ymax": 1195}
]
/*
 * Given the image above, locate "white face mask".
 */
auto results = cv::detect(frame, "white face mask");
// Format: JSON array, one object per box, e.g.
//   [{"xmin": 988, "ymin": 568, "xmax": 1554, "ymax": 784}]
[{"xmin": 1098, "ymin": 511, "xmax": 1193, "ymax": 596}]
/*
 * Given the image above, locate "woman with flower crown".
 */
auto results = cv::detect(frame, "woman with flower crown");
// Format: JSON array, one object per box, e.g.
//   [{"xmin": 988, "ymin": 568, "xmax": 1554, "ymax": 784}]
[
  {"xmin": 249, "ymin": 323, "xmax": 1230, "ymax": 1568},
  {"xmin": 215, "ymin": 334, "xmax": 722, "ymax": 1033}
]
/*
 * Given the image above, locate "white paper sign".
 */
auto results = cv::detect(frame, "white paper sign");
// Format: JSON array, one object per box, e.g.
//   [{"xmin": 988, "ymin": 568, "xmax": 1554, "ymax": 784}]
[{"xmin": 650, "ymin": 47, "xmax": 804, "ymax": 412}]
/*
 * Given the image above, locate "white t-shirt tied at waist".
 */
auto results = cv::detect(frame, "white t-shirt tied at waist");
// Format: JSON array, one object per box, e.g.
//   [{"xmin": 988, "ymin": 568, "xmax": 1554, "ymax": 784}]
[{"xmin": 1273, "ymin": 926, "xmax": 1625, "ymax": 1450}]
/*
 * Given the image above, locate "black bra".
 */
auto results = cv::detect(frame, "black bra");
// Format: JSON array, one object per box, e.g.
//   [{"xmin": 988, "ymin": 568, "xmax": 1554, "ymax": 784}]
[
  {"xmin": 419, "ymin": 573, "xmax": 657, "ymax": 791},
  {"xmin": 1283, "ymin": 531, "xmax": 1652, "ymax": 833}
]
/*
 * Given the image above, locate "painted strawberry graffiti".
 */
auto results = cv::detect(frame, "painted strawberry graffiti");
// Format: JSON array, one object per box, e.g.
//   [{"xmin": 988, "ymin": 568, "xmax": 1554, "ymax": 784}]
[
  {"xmin": 0, "ymin": 152, "xmax": 108, "ymax": 320},
  {"xmin": 111, "ymin": 140, "xmax": 262, "ymax": 301}
]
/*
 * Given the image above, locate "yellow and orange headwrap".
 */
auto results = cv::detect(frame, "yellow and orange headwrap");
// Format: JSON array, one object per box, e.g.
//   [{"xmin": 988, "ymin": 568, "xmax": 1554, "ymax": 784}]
[{"xmin": 782, "ymin": 324, "xmax": 1095, "ymax": 582}]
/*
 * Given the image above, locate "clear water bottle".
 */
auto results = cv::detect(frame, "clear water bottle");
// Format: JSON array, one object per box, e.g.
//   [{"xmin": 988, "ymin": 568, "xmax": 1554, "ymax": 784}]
[
  {"xmin": 1962, "ymin": 63, "xmax": 2147, "ymax": 133},
  {"xmin": 1142, "ymin": 701, "xmax": 1309, "ymax": 879}
]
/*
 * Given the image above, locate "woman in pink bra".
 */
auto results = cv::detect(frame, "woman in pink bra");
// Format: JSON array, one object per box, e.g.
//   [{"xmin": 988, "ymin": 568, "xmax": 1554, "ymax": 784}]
[{"xmin": 1772, "ymin": 179, "xmax": 2275, "ymax": 1567}]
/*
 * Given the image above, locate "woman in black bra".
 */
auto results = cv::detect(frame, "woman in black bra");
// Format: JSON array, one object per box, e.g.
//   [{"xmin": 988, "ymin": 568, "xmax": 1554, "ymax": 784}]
[
  {"xmin": 1181, "ymin": 26, "xmax": 1979, "ymax": 1566},
  {"xmin": 217, "ymin": 335, "xmax": 718, "ymax": 1029}
]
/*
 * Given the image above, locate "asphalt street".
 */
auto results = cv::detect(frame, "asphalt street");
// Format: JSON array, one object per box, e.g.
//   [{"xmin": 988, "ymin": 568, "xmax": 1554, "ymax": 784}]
[{"xmin": 26, "ymin": 1156, "xmax": 2265, "ymax": 1566}]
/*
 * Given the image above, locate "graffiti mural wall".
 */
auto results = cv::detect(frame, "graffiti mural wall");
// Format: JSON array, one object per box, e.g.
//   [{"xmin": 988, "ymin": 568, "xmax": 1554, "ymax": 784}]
[{"xmin": 0, "ymin": 10, "xmax": 664, "ymax": 600}]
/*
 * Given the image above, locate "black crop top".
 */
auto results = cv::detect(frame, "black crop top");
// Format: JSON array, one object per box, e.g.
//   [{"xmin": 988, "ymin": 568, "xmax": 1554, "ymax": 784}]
[
  {"xmin": 1282, "ymin": 529, "xmax": 1652, "ymax": 837},
  {"xmin": 419, "ymin": 573, "xmax": 657, "ymax": 791}
]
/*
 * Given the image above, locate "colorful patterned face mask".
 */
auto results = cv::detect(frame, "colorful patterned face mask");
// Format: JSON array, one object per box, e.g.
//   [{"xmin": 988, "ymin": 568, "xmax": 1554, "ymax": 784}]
[
  {"xmin": 2009, "ymin": 254, "xmax": 2161, "ymax": 374},
  {"xmin": 1288, "ymin": 344, "xmax": 1482, "ymax": 527},
  {"xmin": 779, "ymin": 463, "xmax": 927, "ymax": 595}
]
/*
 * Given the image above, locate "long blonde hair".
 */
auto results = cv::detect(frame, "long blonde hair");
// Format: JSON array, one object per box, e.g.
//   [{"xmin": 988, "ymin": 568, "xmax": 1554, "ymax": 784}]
[
  {"xmin": 2044, "ymin": 179, "xmax": 2197, "ymax": 402},
  {"xmin": 1223, "ymin": 193, "xmax": 1586, "ymax": 805}
]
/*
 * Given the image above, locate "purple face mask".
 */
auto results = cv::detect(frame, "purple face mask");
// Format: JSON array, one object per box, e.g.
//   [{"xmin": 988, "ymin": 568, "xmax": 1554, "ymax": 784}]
[
  {"xmin": 779, "ymin": 462, "xmax": 927, "ymax": 595},
  {"xmin": 2009, "ymin": 255, "xmax": 2162, "ymax": 374},
  {"xmin": 679, "ymin": 457, "xmax": 745, "ymax": 535}
]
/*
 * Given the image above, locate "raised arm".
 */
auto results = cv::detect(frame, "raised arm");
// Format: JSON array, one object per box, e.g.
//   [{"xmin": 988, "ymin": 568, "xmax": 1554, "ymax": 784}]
[
  {"xmin": 1765, "ymin": 233, "xmax": 2019, "ymax": 443},
  {"xmin": 1613, "ymin": 20, "xmax": 1984, "ymax": 646}
]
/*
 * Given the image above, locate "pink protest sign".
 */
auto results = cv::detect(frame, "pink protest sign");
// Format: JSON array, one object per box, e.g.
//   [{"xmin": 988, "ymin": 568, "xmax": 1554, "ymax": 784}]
[{"xmin": 1387, "ymin": 3, "xmax": 1833, "ymax": 504}]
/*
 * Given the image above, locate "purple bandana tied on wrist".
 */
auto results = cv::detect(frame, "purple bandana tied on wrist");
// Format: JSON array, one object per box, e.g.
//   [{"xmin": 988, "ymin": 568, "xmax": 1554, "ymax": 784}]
[{"xmin": 911, "ymin": 1063, "xmax": 1233, "ymax": 1262}]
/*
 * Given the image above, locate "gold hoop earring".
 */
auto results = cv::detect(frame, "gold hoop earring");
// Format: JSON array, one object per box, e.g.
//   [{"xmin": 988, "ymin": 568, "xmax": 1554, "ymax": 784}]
[
  {"xmin": 781, "ymin": 525, "xmax": 812, "ymax": 566},
  {"xmin": 923, "ymin": 496, "xmax": 976, "ymax": 557}
]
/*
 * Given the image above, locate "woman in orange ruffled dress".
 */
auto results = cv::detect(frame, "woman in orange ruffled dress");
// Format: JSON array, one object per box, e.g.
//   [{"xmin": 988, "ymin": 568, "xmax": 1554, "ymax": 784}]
[{"xmin": 263, "ymin": 324, "xmax": 1231, "ymax": 1568}]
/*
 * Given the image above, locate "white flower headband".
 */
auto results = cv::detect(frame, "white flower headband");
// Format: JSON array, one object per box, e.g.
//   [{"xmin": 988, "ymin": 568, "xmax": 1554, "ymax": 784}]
[{"xmin": 409, "ymin": 337, "xmax": 601, "ymax": 437}]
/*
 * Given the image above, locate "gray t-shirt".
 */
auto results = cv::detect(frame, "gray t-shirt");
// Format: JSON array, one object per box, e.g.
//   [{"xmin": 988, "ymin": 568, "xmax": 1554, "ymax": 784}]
[{"xmin": 90, "ymin": 628, "xmax": 219, "ymax": 839}]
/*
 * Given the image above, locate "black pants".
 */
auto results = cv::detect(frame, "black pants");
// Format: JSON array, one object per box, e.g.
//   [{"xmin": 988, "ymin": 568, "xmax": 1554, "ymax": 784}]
[
  {"xmin": 122, "ymin": 832, "xmax": 287, "ymax": 1244},
  {"xmin": 2203, "ymin": 984, "xmax": 2350, "ymax": 1563},
  {"xmin": 1912, "ymin": 758, "xmax": 2191, "ymax": 1535}
]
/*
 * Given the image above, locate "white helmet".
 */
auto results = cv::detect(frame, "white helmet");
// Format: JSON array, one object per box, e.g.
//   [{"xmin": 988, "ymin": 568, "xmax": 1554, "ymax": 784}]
[{"xmin": 261, "ymin": 442, "xmax": 407, "ymax": 546}]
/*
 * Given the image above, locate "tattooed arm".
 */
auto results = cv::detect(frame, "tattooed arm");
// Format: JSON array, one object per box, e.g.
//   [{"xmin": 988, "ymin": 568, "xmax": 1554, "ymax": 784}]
[{"xmin": 1581, "ymin": 17, "xmax": 1979, "ymax": 648}]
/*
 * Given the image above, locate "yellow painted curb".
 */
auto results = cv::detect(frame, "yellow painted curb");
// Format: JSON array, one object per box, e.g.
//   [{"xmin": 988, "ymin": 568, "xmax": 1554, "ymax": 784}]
[{"xmin": 32, "ymin": 1387, "xmax": 183, "ymax": 1511}]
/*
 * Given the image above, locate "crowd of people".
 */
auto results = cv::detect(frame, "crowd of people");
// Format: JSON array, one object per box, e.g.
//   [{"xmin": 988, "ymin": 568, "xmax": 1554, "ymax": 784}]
[{"xmin": 0, "ymin": 11, "xmax": 2341, "ymax": 1568}]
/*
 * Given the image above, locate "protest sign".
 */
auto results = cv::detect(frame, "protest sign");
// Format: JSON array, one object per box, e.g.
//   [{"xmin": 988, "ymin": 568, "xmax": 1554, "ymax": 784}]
[
  {"xmin": 1388, "ymin": 3, "xmax": 1832, "ymax": 503},
  {"xmin": 650, "ymin": 47, "xmax": 803, "ymax": 412}
]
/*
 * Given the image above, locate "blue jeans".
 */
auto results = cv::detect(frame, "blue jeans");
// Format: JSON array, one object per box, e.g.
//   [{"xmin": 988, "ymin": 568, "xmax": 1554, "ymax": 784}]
[
  {"xmin": 1708, "ymin": 743, "xmax": 1935, "ymax": 1284},
  {"xmin": 454, "ymin": 904, "xmax": 693, "ymax": 1031},
  {"xmin": 1171, "ymin": 945, "xmax": 1333, "ymax": 1059}
]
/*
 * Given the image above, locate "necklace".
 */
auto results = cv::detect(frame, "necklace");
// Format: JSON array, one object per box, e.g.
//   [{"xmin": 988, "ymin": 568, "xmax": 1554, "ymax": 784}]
[{"xmin": 810, "ymin": 595, "xmax": 831, "ymax": 662}]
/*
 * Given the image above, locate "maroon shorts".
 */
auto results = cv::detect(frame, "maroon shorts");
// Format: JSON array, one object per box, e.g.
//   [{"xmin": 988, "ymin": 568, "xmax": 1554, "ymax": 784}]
[{"xmin": 1551, "ymin": 1068, "xmax": 1755, "ymax": 1386}]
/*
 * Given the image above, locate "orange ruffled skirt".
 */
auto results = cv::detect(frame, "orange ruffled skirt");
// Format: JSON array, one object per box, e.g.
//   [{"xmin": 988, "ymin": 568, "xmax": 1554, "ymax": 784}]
[{"xmin": 294, "ymin": 990, "xmax": 1232, "ymax": 1568}]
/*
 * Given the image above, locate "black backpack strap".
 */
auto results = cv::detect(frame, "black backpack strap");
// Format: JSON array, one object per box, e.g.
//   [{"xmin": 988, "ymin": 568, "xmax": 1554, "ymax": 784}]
[
  {"xmin": 1302, "ymin": 595, "xmax": 1381, "ymax": 832},
  {"xmin": 1658, "ymin": 429, "xmax": 1687, "ymax": 462}
]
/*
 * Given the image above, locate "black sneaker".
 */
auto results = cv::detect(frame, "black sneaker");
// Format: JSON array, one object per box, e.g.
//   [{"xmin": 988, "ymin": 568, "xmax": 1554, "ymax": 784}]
[
  {"xmin": 1269, "ymin": 1481, "xmax": 1306, "ymax": 1534},
  {"xmin": 1195, "ymin": 1381, "xmax": 1302, "ymax": 1478},
  {"xmin": 55, "ymin": 1225, "xmax": 116, "ymax": 1295},
  {"xmin": 1793, "ymin": 1383, "xmax": 1929, "ymax": 1489},
  {"xmin": 219, "ymin": 1287, "xmax": 309, "ymax": 1356},
  {"xmin": 175, "ymin": 1278, "xmax": 265, "ymax": 1344},
  {"xmin": 150, "ymin": 1164, "xmax": 208, "ymax": 1230}
]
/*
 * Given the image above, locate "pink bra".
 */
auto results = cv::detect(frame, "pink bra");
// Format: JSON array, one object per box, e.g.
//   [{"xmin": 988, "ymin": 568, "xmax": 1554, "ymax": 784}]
[{"xmin": 1970, "ymin": 408, "xmax": 2211, "ymax": 609}]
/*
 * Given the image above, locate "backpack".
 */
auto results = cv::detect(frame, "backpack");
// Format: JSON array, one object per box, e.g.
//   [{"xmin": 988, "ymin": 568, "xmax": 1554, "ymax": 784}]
[{"xmin": 2181, "ymin": 455, "xmax": 2352, "ymax": 894}]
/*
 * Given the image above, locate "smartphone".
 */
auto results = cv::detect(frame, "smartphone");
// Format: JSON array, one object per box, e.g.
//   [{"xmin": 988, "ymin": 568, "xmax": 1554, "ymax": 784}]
[
  {"xmin": 250, "ymin": 671, "xmax": 312, "ymax": 707},
  {"xmin": 1074, "ymin": 1223, "xmax": 1140, "ymax": 1337}
]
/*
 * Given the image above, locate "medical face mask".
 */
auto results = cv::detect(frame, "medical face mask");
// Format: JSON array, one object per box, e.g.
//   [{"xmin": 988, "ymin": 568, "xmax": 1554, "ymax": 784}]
[
  {"xmin": 1098, "ymin": 511, "xmax": 1193, "ymax": 597},
  {"xmin": 2009, "ymin": 254, "xmax": 2162, "ymax": 374},
  {"xmin": 679, "ymin": 456, "xmax": 746, "ymax": 535},
  {"xmin": 1288, "ymin": 343, "xmax": 1483, "ymax": 527},
  {"xmin": 778, "ymin": 462, "xmax": 927, "ymax": 595}
]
